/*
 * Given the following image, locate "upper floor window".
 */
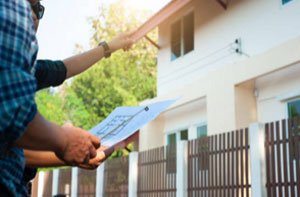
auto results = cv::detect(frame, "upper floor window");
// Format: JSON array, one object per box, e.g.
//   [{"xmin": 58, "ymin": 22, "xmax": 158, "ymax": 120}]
[
  {"xmin": 282, "ymin": 0, "xmax": 294, "ymax": 5},
  {"xmin": 171, "ymin": 12, "xmax": 194, "ymax": 61}
]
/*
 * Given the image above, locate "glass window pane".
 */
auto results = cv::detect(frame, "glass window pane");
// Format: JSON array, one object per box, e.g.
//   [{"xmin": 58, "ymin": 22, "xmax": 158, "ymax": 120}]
[
  {"xmin": 287, "ymin": 99, "xmax": 300, "ymax": 160},
  {"xmin": 288, "ymin": 100, "xmax": 300, "ymax": 118},
  {"xmin": 183, "ymin": 12, "xmax": 194, "ymax": 55},
  {"xmin": 171, "ymin": 20, "xmax": 181, "ymax": 61},
  {"xmin": 180, "ymin": 129, "xmax": 188, "ymax": 140},
  {"xmin": 282, "ymin": 0, "xmax": 293, "ymax": 5},
  {"xmin": 197, "ymin": 125, "xmax": 207, "ymax": 138},
  {"xmin": 167, "ymin": 133, "xmax": 176, "ymax": 145}
]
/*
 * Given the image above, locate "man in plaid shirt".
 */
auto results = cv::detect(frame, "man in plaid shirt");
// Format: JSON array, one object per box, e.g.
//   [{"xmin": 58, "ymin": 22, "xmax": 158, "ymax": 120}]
[{"xmin": 0, "ymin": 0, "xmax": 102, "ymax": 195}]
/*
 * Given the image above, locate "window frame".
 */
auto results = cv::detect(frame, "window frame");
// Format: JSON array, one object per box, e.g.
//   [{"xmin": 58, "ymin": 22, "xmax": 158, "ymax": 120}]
[{"xmin": 170, "ymin": 10, "xmax": 194, "ymax": 61}]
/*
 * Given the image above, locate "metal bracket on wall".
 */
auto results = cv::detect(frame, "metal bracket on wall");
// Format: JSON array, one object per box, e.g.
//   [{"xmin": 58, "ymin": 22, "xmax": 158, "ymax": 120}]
[
  {"xmin": 216, "ymin": 0, "xmax": 229, "ymax": 9},
  {"xmin": 145, "ymin": 35, "xmax": 161, "ymax": 49}
]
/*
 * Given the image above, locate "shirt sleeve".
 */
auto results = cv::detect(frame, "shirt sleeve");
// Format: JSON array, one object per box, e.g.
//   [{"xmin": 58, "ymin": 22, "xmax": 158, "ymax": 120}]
[
  {"xmin": 0, "ymin": 0, "xmax": 38, "ymax": 149},
  {"xmin": 35, "ymin": 60, "xmax": 67, "ymax": 91}
]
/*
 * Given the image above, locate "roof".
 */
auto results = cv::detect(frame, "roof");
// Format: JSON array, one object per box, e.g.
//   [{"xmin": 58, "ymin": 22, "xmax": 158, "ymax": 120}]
[{"xmin": 130, "ymin": 0, "xmax": 192, "ymax": 42}]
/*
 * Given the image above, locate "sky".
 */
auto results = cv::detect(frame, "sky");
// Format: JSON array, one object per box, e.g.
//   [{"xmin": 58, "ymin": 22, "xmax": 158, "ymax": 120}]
[{"xmin": 36, "ymin": 0, "xmax": 171, "ymax": 60}]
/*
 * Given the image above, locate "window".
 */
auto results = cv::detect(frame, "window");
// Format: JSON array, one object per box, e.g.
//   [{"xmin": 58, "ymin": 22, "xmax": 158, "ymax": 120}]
[
  {"xmin": 171, "ymin": 12, "xmax": 194, "ymax": 61},
  {"xmin": 282, "ymin": 0, "xmax": 293, "ymax": 5},
  {"xmin": 196, "ymin": 125, "xmax": 208, "ymax": 171},
  {"xmin": 167, "ymin": 133, "xmax": 176, "ymax": 145},
  {"xmin": 288, "ymin": 99, "xmax": 300, "ymax": 118},
  {"xmin": 183, "ymin": 12, "xmax": 194, "ymax": 55},
  {"xmin": 167, "ymin": 133, "xmax": 176, "ymax": 173},
  {"xmin": 180, "ymin": 129, "xmax": 188, "ymax": 140},
  {"xmin": 171, "ymin": 21, "xmax": 181, "ymax": 61},
  {"xmin": 166, "ymin": 129, "xmax": 188, "ymax": 173},
  {"xmin": 197, "ymin": 125, "xmax": 207, "ymax": 138},
  {"xmin": 287, "ymin": 99, "xmax": 300, "ymax": 160}
]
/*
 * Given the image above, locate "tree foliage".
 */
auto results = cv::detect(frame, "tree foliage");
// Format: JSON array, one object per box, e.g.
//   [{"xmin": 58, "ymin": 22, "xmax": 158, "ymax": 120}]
[
  {"xmin": 72, "ymin": 0, "xmax": 157, "ymax": 126},
  {"xmin": 35, "ymin": 0, "xmax": 157, "ymax": 161}
]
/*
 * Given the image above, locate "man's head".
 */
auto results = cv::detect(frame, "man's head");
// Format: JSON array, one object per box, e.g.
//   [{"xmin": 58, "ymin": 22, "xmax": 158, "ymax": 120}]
[{"xmin": 28, "ymin": 0, "xmax": 45, "ymax": 31}]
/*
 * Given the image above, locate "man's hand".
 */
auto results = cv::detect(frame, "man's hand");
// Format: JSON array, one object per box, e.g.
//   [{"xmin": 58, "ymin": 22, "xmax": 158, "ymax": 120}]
[
  {"xmin": 108, "ymin": 31, "xmax": 135, "ymax": 53},
  {"xmin": 78, "ymin": 146, "xmax": 108, "ymax": 170},
  {"xmin": 78, "ymin": 131, "xmax": 139, "ymax": 170},
  {"xmin": 55, "ymin": 123, "xmax": 101, "ymax": 166}
]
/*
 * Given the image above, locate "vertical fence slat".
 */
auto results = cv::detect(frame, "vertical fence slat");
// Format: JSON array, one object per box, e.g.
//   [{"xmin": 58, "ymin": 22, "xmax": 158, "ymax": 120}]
[
  {"xmin": 281, "ymin": 119, "xmax": 289, "ymax": 197},
  {"xmin": 231, "ymin": 131, "xmax": 235, "ymax": 197},
  {"xmin": 275, "ymin": 121, "xmax": 283, "ymax": 196},
  {"xmin": 288, "ymin": 119, "xmax": 295, "ymax": 197},
  {"xmin": 208, "ymin": 135, "xmax": 212, "ymax": 197},
  {"xmin": 293, "ymin": 117, "xmax": 300, "ymax": 194},
  {"xmin": 236, "ymin": 130, "xmax": 239, "ymax": 197},
  {"xmin": 201, "ymin": 138, "xmax": 205, "ymax": 197},
  {"xmin": 265, "ymin": 123, "xmax": 271, "ymax": 197},
  {"xmin": 196, "ymin": 139, "xmax": 199, "ymax": 197},
  {"xmin": 245, "ymin": 128, "xmax": 249, "ymax": 197},
  {"xmin": 205, "ymin": 137, "xmax": 208, "ymax": 197},
  {"xmin": 188, "ymin": 142, "xmax": 191, "ymax": 197},
  {"xmin": 223, "ymin": 133, "xmax": 226, "ymax": 197},
  {"xmin": 270, "ymin": 122, "xmax": 277, "ymax": 197},
  {"xmin": 215, "ymin": 135, "xmax": 218, "ymax": 197},
  {"xmin": 218, "ymin": 134, "xmax": 222, "ymax": 197},
  {"xmin": 240, "ymin": 129, "xmax": 244, "ymax": 197},
  {"xmin": 227, "ymin": 132, "xmax": 231, "ymax": 197}
]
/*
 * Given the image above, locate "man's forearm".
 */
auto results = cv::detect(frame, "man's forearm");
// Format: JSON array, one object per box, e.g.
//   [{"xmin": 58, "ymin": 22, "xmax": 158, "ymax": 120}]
[
  {"xmin": 63, "ymin": 31, "xmax": 133, "ymax": 79},
  {"xmin": 13, "ymin": 111, "xmax": 65, "ymax": 153},
  {"xmin": 63, "ymin": 46, "xmax": 106, "ymax": 79},
  {"xmin": 24, "ymin": 150, "xmax": 65, "ymax": 168}
]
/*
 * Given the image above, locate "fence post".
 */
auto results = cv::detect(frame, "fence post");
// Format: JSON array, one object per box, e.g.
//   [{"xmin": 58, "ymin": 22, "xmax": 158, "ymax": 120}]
[
  {"xmin": 52, "ymin": 169, "xmax": 59, "ymax": 196},
  {"xmin": 249, "ymin": 123, "xmax": 267, "ymax": 197},
  {"xmin": 37, "ymin": 171, "xmax": 44, "ymax": 197},
  {"xmin": 71, "ymin": 167, "xmax": 78, "ymax": 197},
  {"xmin": 96, "ymin": 162, "xmax": 105, "ymax": 197},
  {"xmin": 128, "ymin": 152, "xmax": 139, "ymax": 197},
  {"xmin": 177, "ymin": 141, "xmax": 188, "ymax": 197}
]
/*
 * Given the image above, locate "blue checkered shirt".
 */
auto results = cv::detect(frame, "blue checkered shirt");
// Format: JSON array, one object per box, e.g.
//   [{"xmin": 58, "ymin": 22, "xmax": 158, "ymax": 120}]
[{"xmin": 0, "ymin": 0, "xmax": 38, "ymax": 196}]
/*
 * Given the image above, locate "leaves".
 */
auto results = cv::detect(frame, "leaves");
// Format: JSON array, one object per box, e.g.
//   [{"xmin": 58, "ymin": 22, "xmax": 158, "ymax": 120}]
[{"xmin": 36, "ymin": 0, "xmax": 157, "ymax": 161}]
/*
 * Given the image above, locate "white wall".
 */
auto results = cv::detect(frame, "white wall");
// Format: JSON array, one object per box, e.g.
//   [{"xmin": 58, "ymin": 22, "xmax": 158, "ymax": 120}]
[
  {"xmin": 256, "ymin": 62, "xmax": 300, "ymax": 123},
  {"xmin": 157, "ymin": 0, "xmax": 300, "ymax": 95}
]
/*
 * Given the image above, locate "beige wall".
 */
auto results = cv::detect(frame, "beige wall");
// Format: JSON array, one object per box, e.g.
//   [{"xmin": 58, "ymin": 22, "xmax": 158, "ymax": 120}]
[
  {"xmin": 140, "ymin": 36, "xmax": 300, "ymax": 150},
  {"xmin": 235, "ymin": 80, "xmax": 257, "ymax": 129},
  {"xmin": 256, "ymin": 62, "xmax": 300, "ymax": 123}
]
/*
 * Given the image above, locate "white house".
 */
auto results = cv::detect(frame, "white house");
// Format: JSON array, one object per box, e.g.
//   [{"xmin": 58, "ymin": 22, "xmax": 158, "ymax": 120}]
[{"xmin": 133, "ymin": 0, "xmax": 300, "ymax": 151}]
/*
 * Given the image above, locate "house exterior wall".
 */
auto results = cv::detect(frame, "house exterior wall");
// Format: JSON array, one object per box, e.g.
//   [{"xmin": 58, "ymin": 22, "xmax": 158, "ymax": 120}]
[
  {"xmin": 255, "ymin": 62, "xmax": 300, "ymax": 123},
  {"xmin": 157, "ymin": 0, "xmax": 300, "ymax": 95},
  {"xmin": 139, "ymin": 0, "xmax": 300, "ymax": 151}
]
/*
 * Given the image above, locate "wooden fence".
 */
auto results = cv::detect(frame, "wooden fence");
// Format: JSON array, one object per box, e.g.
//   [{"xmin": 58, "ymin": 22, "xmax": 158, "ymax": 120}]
[
  {"xmin": 103, "ymin": 156, "xmax": 129, "ymax": 197},
  {"xmin": 58, "ymin": 168, "xmax": 72, "ymax": 197},
  {"xmin": 77, "ymin": 168, "xmax": 97, "ymax": 197},
  {"xmin": 137, "ymin": 145, "xmax": 177, "ymax": 197},
  {"xmin": 265, "ymin": 118, "xmax": 300, "ymax": 197},
  {"xmin": 188, "ymin": 129, "xmax": 251, "ymax": 197}
]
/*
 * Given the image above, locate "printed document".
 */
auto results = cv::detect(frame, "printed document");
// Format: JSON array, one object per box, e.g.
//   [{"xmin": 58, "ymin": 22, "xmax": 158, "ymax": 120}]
[{"xmin": 89, "ymin": 99, "xmax": 177, "ymax": 146}]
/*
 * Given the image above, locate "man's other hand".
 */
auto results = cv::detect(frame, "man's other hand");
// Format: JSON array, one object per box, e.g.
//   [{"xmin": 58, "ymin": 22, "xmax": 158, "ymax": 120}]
[{"xmin": 108, "ymin": 31, "xmax": 135, "ymax": 53}]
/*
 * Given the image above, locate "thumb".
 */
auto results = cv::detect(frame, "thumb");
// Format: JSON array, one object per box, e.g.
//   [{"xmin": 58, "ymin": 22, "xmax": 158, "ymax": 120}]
[{"xmin": 90, "ymin": 134, "xmax": 101, "ymax": 149}]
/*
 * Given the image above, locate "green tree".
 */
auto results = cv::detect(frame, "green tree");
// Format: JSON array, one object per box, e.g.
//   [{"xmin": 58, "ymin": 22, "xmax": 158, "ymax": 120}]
[{"xmin": 72, "ymin": 0, "xmax": 157, "ymax": 126}]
